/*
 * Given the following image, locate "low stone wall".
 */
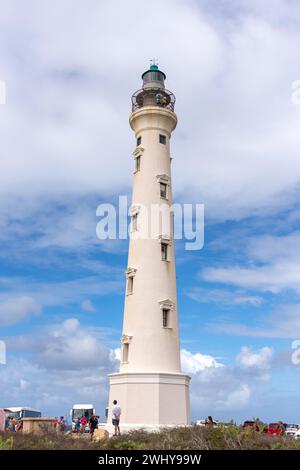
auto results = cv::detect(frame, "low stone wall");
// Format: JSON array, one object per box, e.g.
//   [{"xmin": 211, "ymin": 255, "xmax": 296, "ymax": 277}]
[{"xmin": 22, "ymin": 417, "xmax": 57, "ymax": 433}]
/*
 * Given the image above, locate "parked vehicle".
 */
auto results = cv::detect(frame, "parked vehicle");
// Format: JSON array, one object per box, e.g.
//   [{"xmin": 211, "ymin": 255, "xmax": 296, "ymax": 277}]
[
  {"xmin": 243, "ymin": 420, "xmax": 255, "ymax": 429},
  {"xmin": 70, "ymin": 404, "xmax": 95, "ymax": 432},
  {"xmin": 294, "ymin": 428, "xmax": 300, "ymax": 440},
  {"xmin": 266, "ymin": 422, "xmax": 287, "ymax": 436},
  {"xmin": 4, "ymin": 407, "xmax": 41, "ymax": 420},
  {"xmin": 242, "ymin": 420, "xmax": 263, "ymax": 432},
  {"xmin": 285, "ymin": 424, "xmax": 299, "ymax": 437}
]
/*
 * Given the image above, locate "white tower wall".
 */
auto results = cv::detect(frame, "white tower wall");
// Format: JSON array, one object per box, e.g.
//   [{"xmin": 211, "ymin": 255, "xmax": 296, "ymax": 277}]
[{"xmin": 106, "ymin": 67, "xmax": 191, "ymax": 431}]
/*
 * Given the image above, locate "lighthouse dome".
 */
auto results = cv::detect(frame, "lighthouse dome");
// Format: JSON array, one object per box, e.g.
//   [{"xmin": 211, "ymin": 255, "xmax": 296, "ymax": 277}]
[{"xmin": 142, "ymin": 65, "xmax": 166, "ymax": 90}]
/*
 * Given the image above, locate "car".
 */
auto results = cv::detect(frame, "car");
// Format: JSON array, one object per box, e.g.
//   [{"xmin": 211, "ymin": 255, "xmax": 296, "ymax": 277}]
[
  {"xmin": 285, "ymin": 424, "xmax": 299, "ymax": 437},
  {"xmin": 294, "ymin": 428, "xmax": 300, "ymax": 440},
  {"xmin": 266, "ymin": 422, "xmax": 287, "ymax": 436},
  {"xmin": 242, "ymin": 420, "xmax": 263, "ymax": 432},
  {"xmin": 243, "ymin": 420, "xmax": 255, "ymax": 429}
]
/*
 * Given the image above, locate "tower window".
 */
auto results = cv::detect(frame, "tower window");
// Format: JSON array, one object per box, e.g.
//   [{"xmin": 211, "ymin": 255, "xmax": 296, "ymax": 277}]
[
  {"xmin": 122, "ymin": 343, "xmax": 129, "ymax": 363},
  {"xmin": 160, "ymin": 182, "xmax": 167, "ymax": 199},
  {"xmin": 137, "ymin": 136, "xmax": 142, "ymax": 146},
  {"xmin": 161, "ymin": 242, "xmax": 168, "ymax": 261},
  {"xmin": 135, "ymin": 156, "xmax": 141, "ymax": 172},
  {"xmin": 159, "ymin": 134, "xmax": 166, "ymax": 145},
  {"xmin": 162, "ymin": 309, "xmax": 170, "ymax": 328},
  {"xmin": 132, "ymin": 213, "xmax": 138, "ymax": 231},
  {"xmin": 127, "ymin": 276, "xmax": 133, "ymax": 295}
]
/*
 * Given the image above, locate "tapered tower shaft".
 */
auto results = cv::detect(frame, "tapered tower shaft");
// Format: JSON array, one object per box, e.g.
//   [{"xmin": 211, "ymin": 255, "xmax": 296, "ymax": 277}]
[{"xmin": 106, "ymin": 65, "xmax": 190, "ymax": 429}]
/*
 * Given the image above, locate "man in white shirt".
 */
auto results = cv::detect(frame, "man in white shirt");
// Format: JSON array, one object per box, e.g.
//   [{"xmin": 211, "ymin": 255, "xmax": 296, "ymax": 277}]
[{"xmin": 112, "ymin": 400, "xmax": 121, "ymax": 436}]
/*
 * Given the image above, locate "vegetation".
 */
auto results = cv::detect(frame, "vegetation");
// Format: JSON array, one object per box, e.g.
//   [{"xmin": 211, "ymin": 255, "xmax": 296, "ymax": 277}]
[
  {"xmin": 1, "ymin": 425, "xmax": 300, "ymax": 450},
  {"xmin": 0, "ymin": 436, "xmax": 13, "ymax": 450}
]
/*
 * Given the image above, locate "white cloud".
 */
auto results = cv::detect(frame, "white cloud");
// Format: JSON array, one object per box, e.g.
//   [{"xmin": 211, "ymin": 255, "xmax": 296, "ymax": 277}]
[
  {"xmin": 0, "ymin": 296, "xmax": 42, "ymax": 326},
  {"xmin": 0, "ymin": 318, "xmax": 119, "ymax": 417},
  {"xmin": 0, "ymin": 274, "xmax": 122, "ymax": 311},
  {"xmin": 212, "ymin": 304, "xmax": 300, "ymax": 339},
  {"xmin": 0, "ymin": 357, "xmax": 111, "ymax": 418},
  {"xmin": 187, "ymin": 345, "xmax": 275, "ymax": 418},
  {"xmin": 112, "ymin": 348, "xmax": 121, "ymax": 362},
  {"xmin": 201, "ymin": 231, "xmax": 300, "ymax": 294},
  {"xmin": 186, "ymin": 287, "xmax": 263, "ymax": 307},
  {"xmin": 1, "ymin": 318, "xmax": 275, "ymax": 420},
  {"xmin": 189, "ymin": 366, "xmax": 253, "ymax": 417},
  {"xmin": 0, "ymin": 0, "xmax": 299, "ymax": 222},
  {"xmin": 202, "ymin": 263, "xmax": 300, "ymax": 294},
  {"xmin": 181, "ymin": 349, "xmax": 223, "ymax": 374},
  {"xmin": 20, "ymin": 379, "xmax": 29, "ymax": 391},
  {"xmin": 237, "ymin": 346, "xmax": 273, "ymax": 369},
  {"xmin": 37, "ymin": 318, "xmax": 117, "ymax": 371},
  {"xmin": 223, "ymin": 384, "xmax": 251, "ymax": 409},
  {"xmin": 247, "ymin": 231, "xmax": 300, "ymax": 263},
  {"xmin": 80, "ymin": 299, "xmax": 96, "ymax": 312}
]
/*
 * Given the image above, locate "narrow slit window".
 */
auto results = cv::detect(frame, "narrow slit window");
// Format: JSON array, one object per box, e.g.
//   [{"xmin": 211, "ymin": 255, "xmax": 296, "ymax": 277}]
[
  {"xmin": 135, "ymin": 156, "xmax": 141, "ymax": 172},
  {"xmin": 122, "ymin": 343, "xmax": 129, "ymax": 362},
  {"xmin": 160, "ymin": 182, "xmax": 167, "ymax": 199},
  {"xmin": 161, "ymin": 243, "xmax": 168, "ymax": 261},
  {"xmin": 137, "ymin": 136, "xmax": 142, "ymax": 146},
  {"xmin": 127, "ymin": 276, "xmax": 133, "ymax": 294},
  {"xmin": 132, "ymin": 213, "xmax": 138, "ymax": 231},
  {"xmin": 159, "ymin": 134, "xmax": 166, "ymax": 145},
  {"xmin": 162, "ymin": 309, "xmax": 170, "ymax": 328}
]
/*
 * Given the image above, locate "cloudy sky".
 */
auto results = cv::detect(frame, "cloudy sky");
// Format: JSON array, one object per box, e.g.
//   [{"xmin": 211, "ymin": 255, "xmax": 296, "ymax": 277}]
[{"xmin": 1, "ymin": 0, "xmax": 300, "ymax": 423}]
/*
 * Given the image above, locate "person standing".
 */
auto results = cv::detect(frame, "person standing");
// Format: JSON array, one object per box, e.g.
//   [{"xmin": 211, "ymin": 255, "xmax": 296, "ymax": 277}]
[
  {"xmin": 75, "ymin": 417, "xmax": 81, "ymax": 433},
  {"xmin": 206, "ymin": 416, "xmax": 214, "ymax": 427},
  {"xmin": 89, "ymin": 414, "xmax": 98, "ymax": 439},
  {"xmin": 112, "ymin": 400, "xmax": 121, "ymax": 436},
  {"xmin": 59, "ymin": 416, "xmax": 66, "ymax": 432},
  {"xmin": 80, "ymin": 415, "xmax": 87, "ymax": 432},
  {"xmin": 5, "ymin": 414, "xmax": 10, "ymax": 431},
  {"xmin": 16, "ymin": 419, "xmax": 23, "ymax": 431},
  {"xmin": 8, "ymin": 416, "xmax": 15, "ymax": 431}
]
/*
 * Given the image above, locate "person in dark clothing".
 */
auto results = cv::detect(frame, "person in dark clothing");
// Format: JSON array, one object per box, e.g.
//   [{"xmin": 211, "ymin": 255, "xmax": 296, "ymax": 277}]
[
  {"xmin": 89, "ymin": 414, "xmax": 98, "ymax": 438},
  {"xmin": 206, "ymin": 416, "xmax": 214, "ymax": 427}
]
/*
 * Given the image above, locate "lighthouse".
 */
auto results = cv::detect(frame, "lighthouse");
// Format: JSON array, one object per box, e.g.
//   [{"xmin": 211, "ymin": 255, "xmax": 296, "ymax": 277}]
[{"xmin": 107, "ymin": 64, "xmax": 191, "ymax": 430}]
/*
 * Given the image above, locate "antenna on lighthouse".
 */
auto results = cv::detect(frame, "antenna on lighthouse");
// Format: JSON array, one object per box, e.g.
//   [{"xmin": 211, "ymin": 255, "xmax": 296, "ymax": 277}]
[{"xmin": 150, "ymin": 58, "xmax": 159, "ymax": 68}]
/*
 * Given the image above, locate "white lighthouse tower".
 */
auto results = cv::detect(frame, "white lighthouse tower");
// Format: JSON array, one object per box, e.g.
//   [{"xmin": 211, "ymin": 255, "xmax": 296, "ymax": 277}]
[{"xmin": 107, "ymin": 64, "xmax": 191, "ymax": 430}]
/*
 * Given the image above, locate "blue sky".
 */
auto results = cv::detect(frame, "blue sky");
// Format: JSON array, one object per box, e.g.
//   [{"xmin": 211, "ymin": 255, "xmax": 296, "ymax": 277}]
[{"xmin": 1, "ymin": 0, "xmax": 300, "ymax": 424}]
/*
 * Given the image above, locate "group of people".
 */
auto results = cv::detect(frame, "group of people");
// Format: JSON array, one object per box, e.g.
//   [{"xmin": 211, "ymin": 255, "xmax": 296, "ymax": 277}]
[
  {"xmin": 74, "ymin": 414, "xmax": 99, "ymax": 435},
  {"xmin": 4, "ymin": 400, "xmax": 122, "ymax": 437},
  {"xmin": 5, "ymin": 415, "xmax": 22, "ymax": 432},
  {"xmin": 73, "ymin": 400, "xmax": 122, "ymax": 437}
]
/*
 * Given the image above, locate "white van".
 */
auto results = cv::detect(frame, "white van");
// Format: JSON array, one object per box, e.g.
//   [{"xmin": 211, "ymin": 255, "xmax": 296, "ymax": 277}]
[{"xmin": 70, "ymin": 404, "xmax": 95, "ymax": 432}]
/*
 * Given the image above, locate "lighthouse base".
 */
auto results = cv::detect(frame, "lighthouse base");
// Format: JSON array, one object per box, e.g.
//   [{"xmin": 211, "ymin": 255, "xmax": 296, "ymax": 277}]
[{"xmin": 106, "ymin": 372, "xmax": 191, "ymax": 434}]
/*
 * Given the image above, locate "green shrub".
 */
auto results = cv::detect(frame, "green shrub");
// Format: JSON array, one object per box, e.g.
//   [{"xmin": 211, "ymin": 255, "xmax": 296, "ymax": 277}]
[{"xmin": 0, "ymin": 436, "xmax": 13, "ymax": 450}]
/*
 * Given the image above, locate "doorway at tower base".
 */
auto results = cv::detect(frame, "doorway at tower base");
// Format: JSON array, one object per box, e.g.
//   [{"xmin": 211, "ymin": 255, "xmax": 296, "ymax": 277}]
[{"xmin": 106, "ymin": 371, "xmax": 191, "ymax": 433}]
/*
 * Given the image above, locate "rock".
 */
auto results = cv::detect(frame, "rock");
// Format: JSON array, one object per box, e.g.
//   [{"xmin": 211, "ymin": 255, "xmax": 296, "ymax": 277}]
[{"xmin": 93, "ymin": 428, "xmax": 109, "ymax": 442}]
